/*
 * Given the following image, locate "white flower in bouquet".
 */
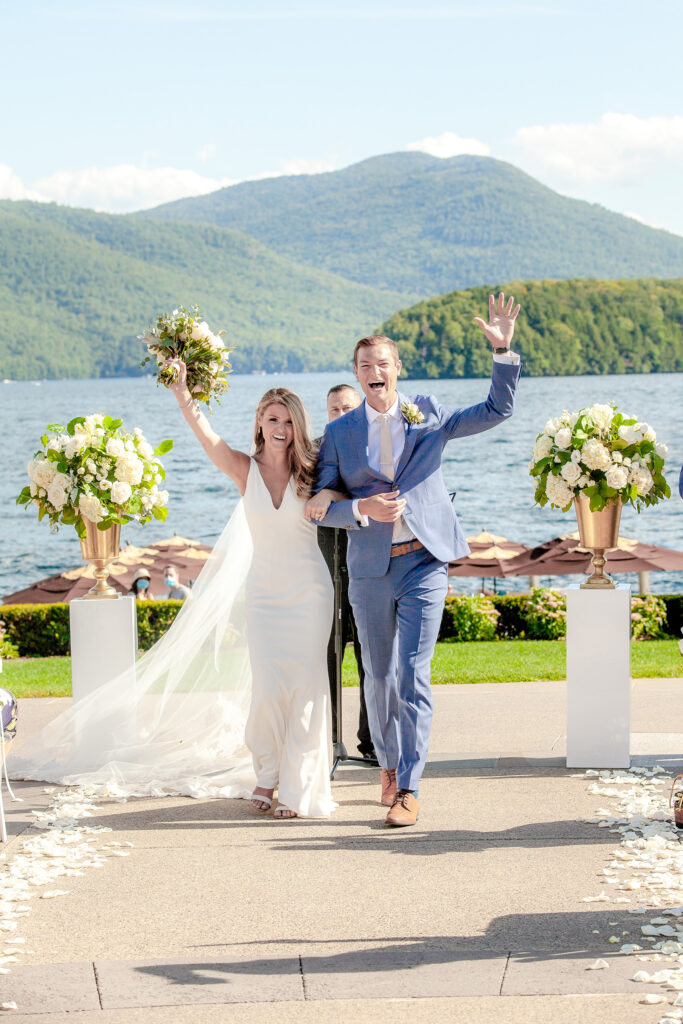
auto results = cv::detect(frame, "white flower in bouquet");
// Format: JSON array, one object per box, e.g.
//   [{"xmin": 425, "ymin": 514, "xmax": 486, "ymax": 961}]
[
  {"xmin": 79, "ymin": 493, "xmax": 105, "ymax": 524},
  {"xmin": 581, "ymin": 438, "xmax": 611, "ymax": 472},
  {"xmin": 47, "ymin": 479, "xmax": 69, "ymax": 511},
  {"xmin": 560, "ymin": 461, "xmax": 582, "ymax": 485},
  {"xmin": 533, "ymin": 435, "xmax": 553, "ymax": 460},
  {"xmin": 140, "ymin": 305, "xmax": 234, "ymax": 410},
  {"xmin": 546, "ymin": 473, "xmax": 574, "ymax": 509},
  {"xmin": 17, "ymin": 415, "xmax": 174, "ymax": 538},
  {"xmin": 605, "ymin": 464, "xmax": 629, "ymax": 490},
  {"xmin": 628, "ymin": 463, "xmax": 654, "ymax": 495},
  {"xmin": 618, "ymin": 423, "xmax": 643, "ymax": 445},
  {"xmin": 114, "ymin": 452, "xmax": 144, "ymax": 486},
  {"xmin": 554, "ymin": 427, "xmax": 572, "ymax": 450},
  {"xmin": 530, "ymin": 402, "xmax": 670, "ymax": 514},
  {"xmin": 106, "ymin": 437, "xmax": 125, "ymax": 457},
  {"xmin": 586, "ymin": 404, "xmax": 614, "ymax": 434},
  {"xmin": 29, "ymin": 458, "xmax": 57, "ymax": 490},
  {"xmin": 110, "ymin": 480, "xmax": 133, "ymax": 505}
]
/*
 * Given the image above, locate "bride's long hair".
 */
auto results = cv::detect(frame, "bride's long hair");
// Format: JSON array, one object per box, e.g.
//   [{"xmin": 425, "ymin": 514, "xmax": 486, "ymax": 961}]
[{"xmin": 252, "ymin": 388, "xmax": 316, "ymax": 497}]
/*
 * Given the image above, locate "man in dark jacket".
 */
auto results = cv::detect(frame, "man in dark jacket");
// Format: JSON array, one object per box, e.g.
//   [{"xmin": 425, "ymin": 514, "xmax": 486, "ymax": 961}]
[{"xmin": 317, "ymin": 384, "xmax": 375, "ymax": 758}]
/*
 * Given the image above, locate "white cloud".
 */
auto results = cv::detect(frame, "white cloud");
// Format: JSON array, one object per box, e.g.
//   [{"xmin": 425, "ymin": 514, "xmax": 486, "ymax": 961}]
[
  {"xmin": 514, "ymin": 113, "xmax": 683, "ymax": 184},
  {"xmin": 0, "ymin": 157, "xmax": 343, "ymax": 213},
  {"xmin": 406, "ymin": 131, "xmax": 490, "ymax": 159},
  {"xmin": 32, "ymin": 164, "xmax": 237, "ymax": 213},
  {"xmin": 0, "ymin": 164, "xmax": 46, "ymax": 202}
]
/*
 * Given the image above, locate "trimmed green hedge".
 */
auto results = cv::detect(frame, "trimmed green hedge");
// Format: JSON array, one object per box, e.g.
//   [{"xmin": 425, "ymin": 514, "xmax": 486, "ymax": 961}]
[
  {"xmin": 2, "ymin": 593, "xmax": 683, "ymax": 656},
  {"xmin": 0, "ymin": 601, "xmax": 183, "ymax": 657}
]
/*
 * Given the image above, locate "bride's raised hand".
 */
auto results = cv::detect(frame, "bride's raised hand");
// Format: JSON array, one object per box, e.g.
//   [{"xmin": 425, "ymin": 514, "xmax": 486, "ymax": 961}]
[{"xmin": 163, "ymin": 359, "xmax": 191, "ymax": 405}]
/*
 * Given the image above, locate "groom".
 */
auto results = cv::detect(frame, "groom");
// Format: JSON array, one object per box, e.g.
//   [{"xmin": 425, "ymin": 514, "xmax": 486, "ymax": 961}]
[{"xmin": 313, "ymin": 293, "xmax": 522, "ymax": 826}]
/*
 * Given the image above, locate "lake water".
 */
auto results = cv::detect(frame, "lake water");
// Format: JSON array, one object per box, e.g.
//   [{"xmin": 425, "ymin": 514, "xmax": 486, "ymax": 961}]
[{"xmin": 1, "ymin": 371, "xmax": 682, "ymax": 600}]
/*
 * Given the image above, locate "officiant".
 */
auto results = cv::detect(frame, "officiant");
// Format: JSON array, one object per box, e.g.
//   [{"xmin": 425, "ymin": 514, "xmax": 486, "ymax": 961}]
[{"xmin": 316, "ymin": 385, "xmax": 375, "ymax": 759}]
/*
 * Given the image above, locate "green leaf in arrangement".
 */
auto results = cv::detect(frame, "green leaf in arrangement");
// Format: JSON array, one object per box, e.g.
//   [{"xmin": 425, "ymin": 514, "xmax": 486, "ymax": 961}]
[
  {"xmin": 589, "ymin": 493, "xmax": 605, "ymax": 512},
  {"xmin": 67, "ymin": 417, "xmax": 85, "ymax": 436},
  {"xmin": 46, "ymin": 423, "xmax": 65, "ymax": 432},
  {"xmin": 40, "ymin": 434, "xmax": 48, "ymax": 447},
  {"xmin": 155, "ymin": 439, "xmax": 174, "ymax": 456},
  {"xmin": 103, "ymin": 416, "xmax": 114, "ymax": 430}
]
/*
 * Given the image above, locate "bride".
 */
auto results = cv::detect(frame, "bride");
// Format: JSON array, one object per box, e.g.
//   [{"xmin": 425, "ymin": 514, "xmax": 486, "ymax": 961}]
[{"xmin": 10, "ymin": 368, "xmax": 337, "ymax": 820}]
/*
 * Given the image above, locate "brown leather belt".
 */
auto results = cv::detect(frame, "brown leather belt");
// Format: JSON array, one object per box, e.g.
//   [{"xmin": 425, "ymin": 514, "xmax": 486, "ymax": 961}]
[{"xmin": 390, "ymin": 539, "xmax": 424, "ymax": 558}]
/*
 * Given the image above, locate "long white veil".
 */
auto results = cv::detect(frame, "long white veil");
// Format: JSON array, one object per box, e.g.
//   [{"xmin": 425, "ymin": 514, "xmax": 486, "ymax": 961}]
[{"xmin": 9, "ymin": 502, "xmax": 257, "ymax": 800}]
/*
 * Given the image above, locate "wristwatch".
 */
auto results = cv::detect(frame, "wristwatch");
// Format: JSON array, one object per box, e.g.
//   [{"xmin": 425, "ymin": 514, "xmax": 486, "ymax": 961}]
[{"xmin": 493, "ymin": 346, "xmax": 510, "ymax": 354}]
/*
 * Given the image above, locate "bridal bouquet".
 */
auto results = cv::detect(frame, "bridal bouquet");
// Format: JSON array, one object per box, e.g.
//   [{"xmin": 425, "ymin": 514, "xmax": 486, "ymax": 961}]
[
  {"xmin": 530, "ymin": 403, "xmax": 670, "ymax": 512},
  {"xmin": 140, "ymin": 305, "xmax": 233, "ymax": 408},
  {"xmin": 16, "ymin": 415, "xmax": 174, "ymax": 538}
]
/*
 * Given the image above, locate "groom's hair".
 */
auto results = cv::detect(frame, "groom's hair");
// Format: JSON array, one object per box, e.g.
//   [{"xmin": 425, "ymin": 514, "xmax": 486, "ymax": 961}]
[{"xmin": 353, "ymin": 334, "xmax": 399, "ymax": 366}]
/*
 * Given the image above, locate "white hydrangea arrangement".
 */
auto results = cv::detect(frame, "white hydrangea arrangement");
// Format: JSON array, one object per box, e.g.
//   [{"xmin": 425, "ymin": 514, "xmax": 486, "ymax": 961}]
[
  {"xmin": 16, "ymin": 415, "xmax": 174, "ymax": 538},
  {"xmin": 141, "ymin": 305, "xmax": 233, "ymax": 408},
  {"xmin": 530, "ymin": 403, "xmax": 670, "ymax": 512}
]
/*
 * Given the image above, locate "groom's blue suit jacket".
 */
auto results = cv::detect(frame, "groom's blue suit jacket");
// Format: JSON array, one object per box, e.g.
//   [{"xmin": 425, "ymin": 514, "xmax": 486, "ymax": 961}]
[{"xmin": 316, "ymin": 360, "xmax": 522, "ymax": 578}]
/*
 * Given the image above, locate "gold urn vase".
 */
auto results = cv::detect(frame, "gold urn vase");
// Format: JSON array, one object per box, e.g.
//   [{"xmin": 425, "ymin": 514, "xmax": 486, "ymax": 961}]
[
  {"xmin": 574, "ymin": 494, "xmax": 622, "ymax": 589},
  {"xmin": 79, "ymin": 520, "xmax": 121, "ymax": 600}
]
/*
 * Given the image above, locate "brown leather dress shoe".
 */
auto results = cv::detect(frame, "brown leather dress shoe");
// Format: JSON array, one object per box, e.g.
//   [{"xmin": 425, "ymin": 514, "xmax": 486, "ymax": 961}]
[
  {"xmin": 386, "ymin": 790, "xmax": 419, "ymax": 827},
  {"xmin": 380, "ymin": 768, "xmax": 397, "ymax": 806}
]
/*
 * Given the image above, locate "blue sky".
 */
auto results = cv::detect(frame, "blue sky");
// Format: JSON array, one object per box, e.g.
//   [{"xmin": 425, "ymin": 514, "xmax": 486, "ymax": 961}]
[{"xmin": 3, "ymin": 0, "xmax": 683, "ymax": 233}]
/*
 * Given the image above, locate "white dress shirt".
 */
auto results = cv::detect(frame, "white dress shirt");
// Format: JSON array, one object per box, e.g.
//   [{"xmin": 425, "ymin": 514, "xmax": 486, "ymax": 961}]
[{"xmin": 353, "ymin": 352, "xmax": 520, "ymax": 538}]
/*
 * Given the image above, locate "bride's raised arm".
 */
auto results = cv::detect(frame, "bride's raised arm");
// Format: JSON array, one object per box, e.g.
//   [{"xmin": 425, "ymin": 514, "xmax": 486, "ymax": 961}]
[{"xmin": 167, "ymin": 360, "xmax": 251, "ymax": 494}]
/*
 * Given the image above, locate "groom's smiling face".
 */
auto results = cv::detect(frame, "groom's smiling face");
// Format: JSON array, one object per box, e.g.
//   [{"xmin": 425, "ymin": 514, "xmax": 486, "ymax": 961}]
[{"xmin": 354, "ymin": 343, "xmax": 402, "ymax": 413}]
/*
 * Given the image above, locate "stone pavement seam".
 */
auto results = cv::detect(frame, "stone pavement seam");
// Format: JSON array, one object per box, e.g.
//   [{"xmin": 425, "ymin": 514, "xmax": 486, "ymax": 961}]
[
  {"xmin": 498, "ymin": 951, "xmax": 511, "ymax": 995},
  {"xmin": 92, "ymin": 962, "xmax": 104, "ymax": 1010},
  {"xmin": 298, "ymin": 954, "xmax": 308, "ymax": 1001}
]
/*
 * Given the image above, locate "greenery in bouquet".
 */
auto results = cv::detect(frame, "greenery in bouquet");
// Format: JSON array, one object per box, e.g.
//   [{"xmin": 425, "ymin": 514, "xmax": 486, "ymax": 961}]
[
  {"xmin": 16, "ymin": 415, "xmax": 174, "ymax": 538},
  {"xmin": 530, "ymin": 403, "xmax": 670, "ymax": 513},
  {"xmin": 140, "ymin": 305, "xmax": 233, "ymax": 408}
]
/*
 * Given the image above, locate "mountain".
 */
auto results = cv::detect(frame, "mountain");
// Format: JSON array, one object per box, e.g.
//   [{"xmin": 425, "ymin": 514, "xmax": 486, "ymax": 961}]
[
  {"xmin": 146, "ymin": 153, "xmax": 683, "ymax": 295},
  {"xmin": 381, "ymin": 277, "xmax": 683, "ymax": 379},
  {"xmin": 0, "ymin": 201, "xmax": 410, "ymax": 379}
]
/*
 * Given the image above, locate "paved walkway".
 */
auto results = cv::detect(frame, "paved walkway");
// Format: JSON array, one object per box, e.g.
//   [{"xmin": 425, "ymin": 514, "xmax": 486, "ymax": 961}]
[{"xmin": 2, "ymin": 679, "xmax": 683, "ymax": 1023}]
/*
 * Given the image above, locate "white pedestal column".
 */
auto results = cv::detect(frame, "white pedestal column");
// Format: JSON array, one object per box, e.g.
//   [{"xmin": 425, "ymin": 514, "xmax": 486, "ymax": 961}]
[
  {"xmin": 566, "ymin": 584, "xmax": 631, "ymax": 770},
  {"xmin": 69, "ymin": 596, "xmax": 138, "ymax": 751}
]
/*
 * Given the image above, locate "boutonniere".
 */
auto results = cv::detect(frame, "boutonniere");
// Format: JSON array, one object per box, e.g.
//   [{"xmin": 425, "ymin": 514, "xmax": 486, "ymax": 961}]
[{"xmin": 400, "ymin": 402, "xmax": 424, "ymax": 425}]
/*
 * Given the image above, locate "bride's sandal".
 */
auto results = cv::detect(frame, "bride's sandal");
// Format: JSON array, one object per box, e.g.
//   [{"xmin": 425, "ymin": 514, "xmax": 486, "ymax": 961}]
[
  {"xmin": 250, "ymin": 788, "xmax": 273, "ymax": 812},
  {"xmin": 274, "ymin": 805, "xmax": 297, "ymax": 819}
]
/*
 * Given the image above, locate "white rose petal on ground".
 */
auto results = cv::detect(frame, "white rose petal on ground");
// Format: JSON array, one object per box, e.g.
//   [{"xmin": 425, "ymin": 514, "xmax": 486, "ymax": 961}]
[{"xmin": 586, "ymin": 959, "xmax": 609, "ymax": 970}]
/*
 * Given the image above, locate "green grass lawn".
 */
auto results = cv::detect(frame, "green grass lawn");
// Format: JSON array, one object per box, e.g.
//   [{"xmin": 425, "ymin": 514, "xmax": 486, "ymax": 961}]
[{"xmin": 4, "ymin": 640, "xmax": 681, "ymax": 698}]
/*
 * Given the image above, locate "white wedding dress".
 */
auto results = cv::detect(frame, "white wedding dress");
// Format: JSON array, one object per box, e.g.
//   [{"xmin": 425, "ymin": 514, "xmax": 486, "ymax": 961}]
[
  {"xmin": 10, "ymin": 460, "xmax": 336, "ymax": 818},
  {"xmin": 243, "ymin": 459, "xmax": 334, "ymax": 816}
]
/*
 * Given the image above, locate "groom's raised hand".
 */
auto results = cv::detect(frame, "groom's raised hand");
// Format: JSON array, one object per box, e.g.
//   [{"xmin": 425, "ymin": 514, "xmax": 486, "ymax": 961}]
[
  {"xmin": 358, "ymin": 491, "xmax": 406, "ymax": 522},
  {"xmin": 472, "ymin": 292, "xmax": 520, "ymax": 351}
]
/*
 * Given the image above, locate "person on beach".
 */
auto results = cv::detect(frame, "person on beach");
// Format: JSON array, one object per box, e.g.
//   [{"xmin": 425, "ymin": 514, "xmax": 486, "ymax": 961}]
[
  {"xmin": 129, "ymin": 567, "xmax": 152, "ymax": 601},
  {"xmin": 168, "ymin": 370, "xmax": 339, "ymax": 819},
  {"xmin": 307, "ymin": 293, "xmax": 522, "ymax": 827},
  {"xmin": 315, "ymin": 384, "xmax": 375, "ymax": 761},
  {"xmin": 162, "ymin": 565, "xmax": 191, "ymax": 601}
]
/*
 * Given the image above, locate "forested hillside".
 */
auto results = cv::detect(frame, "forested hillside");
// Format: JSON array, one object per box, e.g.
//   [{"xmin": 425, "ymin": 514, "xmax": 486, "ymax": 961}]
[
  {"xmin": 148, "ymin": 153, "xmax": 683, "ymax": 295},
  {"xmin": 382, "ymin": 278, "xmax": 683, "ymax": 379},
  {"xmin": 0, "ymin": 201, "xmax": 410, "ymax": 379}
]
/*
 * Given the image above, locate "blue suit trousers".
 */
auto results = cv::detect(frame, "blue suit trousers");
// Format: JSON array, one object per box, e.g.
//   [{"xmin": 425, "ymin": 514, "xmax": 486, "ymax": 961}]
[{"xmin": 348, "ymin": 547, "xmax": 448, "ymax": 791}]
